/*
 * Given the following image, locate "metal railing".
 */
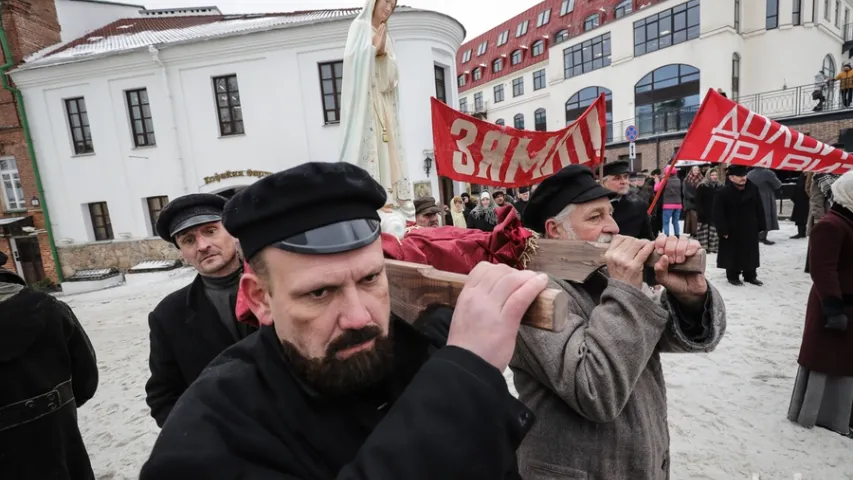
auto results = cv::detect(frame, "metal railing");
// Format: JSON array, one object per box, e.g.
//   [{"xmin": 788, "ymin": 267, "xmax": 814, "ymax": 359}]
[{"xmin": 605, "ymin": 80, "xmax": 853, "ymax": 144}]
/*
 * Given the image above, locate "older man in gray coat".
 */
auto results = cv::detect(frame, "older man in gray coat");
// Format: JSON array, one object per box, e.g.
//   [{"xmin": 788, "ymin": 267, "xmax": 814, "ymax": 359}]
[
  {"xmin": 514, "ymin": 165, "xmax": 726, "ymax": 479},
  {"xmin": 746, "ymin": 167, "xmax": 782, "ymax": 245}
]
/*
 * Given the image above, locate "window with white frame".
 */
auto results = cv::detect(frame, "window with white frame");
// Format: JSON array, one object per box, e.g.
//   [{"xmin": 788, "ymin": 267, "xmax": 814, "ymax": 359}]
[
  {"xmin": 537, "ymin": 9, "xmax": 551, "ymax": 27},
  {"xmin": 477, "ymin": 41, "xmax": 488, "ymax": 56},
  {"xmin": 835, "ymin": 0, "xmax": 841, "ymax": 26},
  {"xmin": 615, "ymin": 0, "xmax": 633, "ymax": 18},
  {"xmin": 584, "ymin": 14, "xmax": 601, "ymax": 31},
  {"xmin": 497, "ymin": 30, "xmax": 510, "ymax": 46},
  {"xmin": 561, "ymin": 0, "xmax": 575, "ymax": 16},
  {"xmin": 516, "ymin": 20, "xmax": 529, "ymax": 37},
  {"xmin": 532, "ymin": 39, "xmax": 546, "ymax": 57},
  {"xmin": 462, "ymin": 49, "xmax": 472, "ymax": 63},
  {"xmin": 0, "ymin": 158, "xmax": 24, "ymax": 211},
  {"xmin": 825, "ymin": 0, "xmax": 831, "ymax": 20}
]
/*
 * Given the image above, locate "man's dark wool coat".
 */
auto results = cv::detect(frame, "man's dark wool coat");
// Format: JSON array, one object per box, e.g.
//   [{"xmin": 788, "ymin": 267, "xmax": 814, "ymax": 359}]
[
  {"xmin": 798, "ymin": 204, "xmax": 853, "ymax": 377},
  {"xmin": 712, "ymin": 180, "xmax": 767, "ymax": 271},
  {"xmin": 612, "ymin": 194, "xmax": 654, "ymax": 240},
  {"xmin": 146, "ymin": 274, "xmax": 256, "ymax": 427},
  {"xmin": 0, "ymin": 286, "xmax": 99, "ymax": 479},
  {"xmin": 140, "ymin": 314, "xmax": 533, "ymax": 479}
]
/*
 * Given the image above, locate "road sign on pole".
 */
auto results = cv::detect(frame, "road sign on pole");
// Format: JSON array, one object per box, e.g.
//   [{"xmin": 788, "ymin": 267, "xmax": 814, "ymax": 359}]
[
  {"xmin": 625, "ymin": 125, "xmax": 639, "ymax": 142},
  {"xmin": 629, "ymin": 142, "xmax": 637, "ymax": 171}
]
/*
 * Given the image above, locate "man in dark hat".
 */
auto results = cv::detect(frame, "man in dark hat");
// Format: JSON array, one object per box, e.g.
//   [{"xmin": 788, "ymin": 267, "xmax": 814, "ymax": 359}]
[
  {"xmin": 414, "ymin": 196, "xmax": 442, "ymax": 228},
  {"xmin": 514, "ymin": 187, "xmax": 531, "ymax": 216},
  {"xmin": 145, "ymin": 193, "xmax": 256, "ymax": 428},
  {"xmin": 0, "ymin": 251, "xmax": 99, "ymax": 480},
  {"xmin": 713, "ymin": 164, "xmax": 767, "ymax": 286},
  {"xmin": 513, "ymin": 165, "xmax": 726, "ymax": 479},
  {"xmin": 141, "ymin": 162, "xmax": 545, "ymax": 479},
  {"xmin": 493, "ymin": 189, "xmax": 511, "ymax": 208}
]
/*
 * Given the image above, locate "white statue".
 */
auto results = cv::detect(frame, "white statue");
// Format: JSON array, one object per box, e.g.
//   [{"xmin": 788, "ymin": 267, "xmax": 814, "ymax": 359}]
[{"xmin": 339, "ymin": 0, "xmax": 415, "ymax": 237}]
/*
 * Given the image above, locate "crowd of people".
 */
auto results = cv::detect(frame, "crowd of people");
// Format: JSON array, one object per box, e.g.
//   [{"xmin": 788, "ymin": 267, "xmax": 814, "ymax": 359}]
[{"xmin": 0, "ymin": 158, "xmax": 850, "ymax": 479}]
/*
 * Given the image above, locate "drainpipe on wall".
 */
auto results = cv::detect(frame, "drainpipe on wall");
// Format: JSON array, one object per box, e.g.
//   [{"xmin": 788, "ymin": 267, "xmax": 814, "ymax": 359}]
[
  {"xmin": 149, "ymin": 45, "xmax": 189, "ymax": 194},
  {"xmin": 0, "ymin": 1, "xmax": 64, "ymax": 282}
]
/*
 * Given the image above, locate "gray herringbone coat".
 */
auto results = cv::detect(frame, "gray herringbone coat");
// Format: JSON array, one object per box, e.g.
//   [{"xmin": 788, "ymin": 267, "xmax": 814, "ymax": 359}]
[{"xmin": 510, "ymin": 274, "xmax": 726, "ymax": 480}]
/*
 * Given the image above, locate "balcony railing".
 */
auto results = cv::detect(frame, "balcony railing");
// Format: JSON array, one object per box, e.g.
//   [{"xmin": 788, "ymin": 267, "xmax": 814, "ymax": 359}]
[{"xmin": 606, "ymin": 81, "xmax": 853, "ymax": 144}]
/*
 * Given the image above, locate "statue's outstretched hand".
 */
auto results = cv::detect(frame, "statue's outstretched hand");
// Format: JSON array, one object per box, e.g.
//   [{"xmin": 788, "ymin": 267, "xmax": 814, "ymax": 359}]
[{"xmin": 373, "ymin": 24, "xmax": 388, "ymax": 56}]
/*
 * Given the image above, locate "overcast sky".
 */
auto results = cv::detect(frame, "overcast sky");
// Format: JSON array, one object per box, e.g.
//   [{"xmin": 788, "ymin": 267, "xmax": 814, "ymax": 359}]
[{"xmin": 140, "ymin": 0, "xmax": 542, "ymax": 40}]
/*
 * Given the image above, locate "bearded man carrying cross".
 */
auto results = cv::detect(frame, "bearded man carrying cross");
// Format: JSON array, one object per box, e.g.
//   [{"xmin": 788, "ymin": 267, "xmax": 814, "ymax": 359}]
[{"xmin": 512, "ymin": 165, "xmax": 727, "ymax": 479}]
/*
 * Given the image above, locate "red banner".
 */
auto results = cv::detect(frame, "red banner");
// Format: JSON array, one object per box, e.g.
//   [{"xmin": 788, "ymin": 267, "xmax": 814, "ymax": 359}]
[
  {"xmin": 431, "ymin": 95, "xmax": 607, "ymax": 188},
  {"xmin": 675, "ymin": 89, "xmax": 853, "ymax": 174}
]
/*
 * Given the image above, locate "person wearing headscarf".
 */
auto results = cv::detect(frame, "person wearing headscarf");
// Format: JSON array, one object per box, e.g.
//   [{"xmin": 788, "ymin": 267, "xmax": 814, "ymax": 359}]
[
  {"xmin": 449, "ymin": 195, "xmax": 468, "ymax": 228},
  {"xmin": 787, "ymin": 170, "xmax": 853, "ymax": 439},
  {"xmin": 682, "ymin": 165, "xmax": 704, "ymax": 237},
  {"xmin": 695, "ymin": 167, "xmax": 724, "ymax": 253},
  {"xmin": 469, "ymin": 191, "xmax": 498, "ymax": 232}
]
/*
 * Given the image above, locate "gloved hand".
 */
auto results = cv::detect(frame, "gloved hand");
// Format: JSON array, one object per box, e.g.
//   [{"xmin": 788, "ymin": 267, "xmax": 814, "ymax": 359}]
[{"xmin": 825, "ymin": 313, "xmax": 848, "ymax": 331}]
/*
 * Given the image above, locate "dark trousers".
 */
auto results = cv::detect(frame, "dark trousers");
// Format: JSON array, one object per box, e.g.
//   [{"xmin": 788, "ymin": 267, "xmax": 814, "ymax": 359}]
[
  {"xmin": 727, "ymin": 269, "xmax": 757, "ymax": 282},
  {"xmin": 843, "ymin": 88, "xmax": 853, "ymax": 107},
  {"xmin": 758, "ymin": 231, "xmax": 768, "ymax": 241}
]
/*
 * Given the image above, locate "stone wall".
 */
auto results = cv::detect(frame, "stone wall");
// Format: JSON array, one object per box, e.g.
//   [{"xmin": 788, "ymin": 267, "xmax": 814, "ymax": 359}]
[{"xmin": 57, "ymin": 238, "xmax": 182, "ymax": 278}]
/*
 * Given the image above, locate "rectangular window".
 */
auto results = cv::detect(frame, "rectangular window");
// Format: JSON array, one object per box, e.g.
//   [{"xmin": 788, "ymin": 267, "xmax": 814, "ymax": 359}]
[
  {"xmin": 318, "ymin": 62, "xmax": 343, "ymax": 124},
  {"xmin": 462, "ymin": 49, "xmax": 472, "ymax": 62},
  {"xmin": 213, "ymin": 74, "xmax": 244, "ymax": 136},
  {"xmin": 561, "ymin": 0, "xmax": 575, "ymax": 16},
  {"xmin": 537, "ymin": 9, "xmax": 551, "ymax": 27},
  {"xmin": 493, "ymin": 58, "xmax": 503, "ymax": 73},
  {"xmin": 474, "ymin": 92, "xmax": 484, "ymax": 111},
  {"xmin": 735, "ymin": 0, "xmax": 741, "ymax": 31},
  {"xmin": 633, "ymin": 0, "xmax": 700, "ymax": 57},
  {"xmin": 88, "ymin": 202, "xmax": 113, "ymax": 241},
  {"xmin": 459, "ymin": 97, "xmax": 468, "ymax": 113},
  {"xmin": 0, "ymin": 158, "xmax": 24, "ymax": 211},
  {"xmin": 512, "ymin": 77, "xmax": 524, "ymax": 97},
  {"xmin": 533, "ymin": 69, "xmax": 546, "ymax": 90},
  {"xmin": 494, "ymin": 84, "xmax": 505, "ymax": 103},
  {"xmin": 793, "ymin": 0, "xmax": 802, "ymax": 25},
  {"xmin": 497, "ymin": 30, "xmax": 509, "ymax": 46},
  {"xmin": 434, "ymin": 66, "xmax": 447, "ymax": 103},
  {"xmin": 516, "ymin": 20, "xmax": 529, "ymax": 37},
  {"xmin": 65, "ymin": 97, "xmax": 94, "ymax": 155},
  {"xmin": 835, "ymin": 0, "xmax": 841, "ymax": 26},
  {"xmin": 825, "ymin": 0, "xmax": 831, "ymax": 20},
  {"xmin": 615, "ymin": 1, "xmax": 633, "ymax": 18},
  {"xmin": 563, "ymin": 33, "xmax": 612, "ymax": 79},
  {"xmin": 473, "ymin": 68, "xmax": 483, "ymax": 81},
  {"xmin": 477, "ymin": 41, "xmax": 487, "ymax": 56},
  {"xmin": 458, "ymin": 75, "xmax": 466, "ymax": 87},
  {"xmin": 845, "ymin": 8, "xmax": 850, "ymax": 38},
  {"xmin": 767, "ymin": 0, "xmax": 779, "ymax": 29},
  {"xmin": 125, "ymin": 88, "xmax": 155, "ymax": 147},
  {"xmin": 146, "ymin": 196, "xmax": 169, "ymax": 235}
]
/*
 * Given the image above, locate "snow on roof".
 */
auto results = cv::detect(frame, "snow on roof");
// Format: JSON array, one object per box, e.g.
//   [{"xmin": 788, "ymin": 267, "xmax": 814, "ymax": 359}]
[{"xmin": 20, "ymin": 9, "xmax": 363, "ymax": 70}]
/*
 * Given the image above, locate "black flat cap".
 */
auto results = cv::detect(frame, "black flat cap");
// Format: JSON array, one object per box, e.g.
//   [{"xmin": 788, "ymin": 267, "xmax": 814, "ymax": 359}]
[
  {"xmin": 603, "ymin": 160, "xmax": 631, "ymax": 177},
  {"xmin": 518, "ymin": 186, "xmax": 530, "ymax": 193},
  {"xmin": 522, "ymin": 165, "xmax": 616, "ymax": 233},
  {"xmin": 156, "ymin": 193, "xmax": 227, "ymax": 243},
  {"xmin": 726, "ymin": 164, "xmax": 749, "ymax": 176},
  {"xmin": 414, "ymin": 197, "xmax": 441, "ymax": 216},
  {"xmin": 222, "ymin": 162, "xmax": 386, "ymax": 260}
]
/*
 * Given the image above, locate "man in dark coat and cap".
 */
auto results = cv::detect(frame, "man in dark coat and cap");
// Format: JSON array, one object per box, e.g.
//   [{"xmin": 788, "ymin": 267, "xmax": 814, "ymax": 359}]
[
  {"xmin": 145, "ymin": 193, "xmax": 256, "ymax": 428},
  {"xmin": 514, "ymin": 186, "xmax": 531, "ymax": 216},
  {"xmin": 140, "ymin": 162, "xmax": 545, "ymax": 479},
  {"xmin": 0, "ymin": 252, "xmax": 99, "ymax": 480},
  {"xmin": 713, "ymin": 164, "xmax": 767, "ymax": 286}
]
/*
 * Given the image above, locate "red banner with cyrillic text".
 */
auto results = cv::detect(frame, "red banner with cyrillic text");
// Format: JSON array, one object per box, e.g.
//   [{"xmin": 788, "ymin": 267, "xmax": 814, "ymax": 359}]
[
  {"xmin": 675, "ymin": 89, "xmax": 853, "ymax": 174},
  {"xmin": 431, "ymin": 95, "xmax": 607, "ymax": 188}
]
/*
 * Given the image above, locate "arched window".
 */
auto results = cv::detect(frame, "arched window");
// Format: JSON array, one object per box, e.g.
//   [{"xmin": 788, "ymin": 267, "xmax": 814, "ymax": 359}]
[
  {"xmin": 534, "ymin": 108, "xmax": 547, "ymax": 131},
  {"xmin": 614, "ymin": 0, "xmax": 633, "ymax": 18},
  {"xmin": 823, "ymin": 54, "xmax": 837, "ymax": 78},
  {"xmin": 555, "ymin": 29, "xmax": 570, "ymax": 43},
  {"xmin": 634, "ymin": 64, "xmax": 700, "ymax": 135},
  {"xmin": 458, "ymin": 74, "xmax": 466, "ymax": 87},
  {"xmin": 493, "ymin": 58, "xmax": 503, "ymax": 73},
  {"xmin": 566, "ymin": 87, "xmax": 613, "ymax": 143},
  {"xmin": 532, "ymin": 40, "xmax": 545, "ymax": 57},
  {"xmin": 583, "ymin": 13, "xmax": 600, "ymax": 31},
  {"xmin": 731, "ymin": 53, "xmax": 740, "ymax": 100},
  {"xmin": 511, "ymin": 50, "xmax": 523, "ymax": 65},
  {"xmin": 473, "ymin": 67, "xmax": 482, "ymax": 81},
  {"xmin": 496, "ymin": 118, "xmax": 505, "ymax": 126},
  {"xmin": 514, "ymin": 113, "xmax": 525, "ymax": 130}
]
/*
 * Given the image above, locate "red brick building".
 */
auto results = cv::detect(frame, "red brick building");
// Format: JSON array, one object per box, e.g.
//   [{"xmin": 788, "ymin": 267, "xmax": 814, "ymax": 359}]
[{"xmin": 0, "ymin": 0, "xmax": 62, "ymax": 284}]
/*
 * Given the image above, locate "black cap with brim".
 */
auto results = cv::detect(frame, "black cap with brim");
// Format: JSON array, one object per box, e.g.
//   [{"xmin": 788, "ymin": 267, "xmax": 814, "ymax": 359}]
[
  {"xmin": 269, "ymin": 218, "xmax": 381, "ymax": 255},
  {"xmin": 726, "ymin": 164, "xmax": 749, "ymax": 176},
  {"xmin": 156, "ymin": 193, "xmax": 227, "ymax": 243},
  {"xmin": 522, "ymin": 164, "xmax": 616, "ymax": 233},
  {"xmin": 603, "ymin": 160, "xmax": 631, "ymax": 177},
  {"xmin": 170, "ymin": 212, "xmax": 222, "ymax": 238}
]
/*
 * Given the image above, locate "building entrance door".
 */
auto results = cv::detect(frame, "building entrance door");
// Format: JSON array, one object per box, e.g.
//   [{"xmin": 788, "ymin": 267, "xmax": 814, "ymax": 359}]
[{"xmin": 11, "ymin": 236, "xmax": 45, "ymax": 285}]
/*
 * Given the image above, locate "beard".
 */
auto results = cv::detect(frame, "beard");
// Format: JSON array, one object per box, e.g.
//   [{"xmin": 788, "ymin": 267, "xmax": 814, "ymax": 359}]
[{"xmin": 279, "ymin": 324, "xmax": 395, "ymax": 396}]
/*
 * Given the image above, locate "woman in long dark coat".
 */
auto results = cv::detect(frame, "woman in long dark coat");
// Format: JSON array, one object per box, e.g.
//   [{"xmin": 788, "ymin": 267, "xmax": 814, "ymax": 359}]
[
  {"xmin": 695, "ymin": 168, "xmax": 724, "ymax": 253},
  {"xmin": 712, "ymin": 166, "xmax": 767, "ymax": 285},
  {"xmin": 787, "ymin": 171, "xmax": 853, "ymax": 438},
  {"xmin": 790, "ymin": 173, "xmax": 810, "ymax": 239}
]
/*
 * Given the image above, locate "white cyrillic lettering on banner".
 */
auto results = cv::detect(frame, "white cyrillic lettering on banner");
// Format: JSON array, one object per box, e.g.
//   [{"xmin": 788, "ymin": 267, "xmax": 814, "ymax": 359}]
[{"xmin": 451, "ymin": 119, "xmax": 477, "ymax": 176}]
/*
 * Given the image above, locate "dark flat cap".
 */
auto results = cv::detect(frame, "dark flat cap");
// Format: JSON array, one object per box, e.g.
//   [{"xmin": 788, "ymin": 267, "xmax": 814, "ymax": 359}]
[
  {"xmin": 156, "ymin": 193, "xmax": 227, "ymax": 243},
  {"xmin": 726, "ymin": 164, "xmax": 749, "ymax": 176},
  {"xmin": 603, "ymin": 160, "xmax": 631, "ymax": 177},
  {"xmin": 222, "ymin": 162, "xmax": 386, "ymax": 260},
  {"xmin": 522, "ymin": 165, "xmax": 616, "ymax": 233},
  {"xmin": 518, "ymin": 186, "xmax": 530, "ymax": 193},
  {"xmin": 414, "ymin": 197, "xmax": 441, "ymax": 216}
]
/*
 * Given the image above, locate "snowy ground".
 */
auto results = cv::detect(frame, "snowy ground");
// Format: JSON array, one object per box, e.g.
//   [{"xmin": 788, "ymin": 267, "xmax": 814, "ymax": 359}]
[{"xmin": 60, "ymin": 221, "xmax": 852, "ymax": 479}]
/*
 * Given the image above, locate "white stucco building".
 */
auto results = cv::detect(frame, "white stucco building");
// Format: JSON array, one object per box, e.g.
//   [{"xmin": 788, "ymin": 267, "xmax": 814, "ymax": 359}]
[
  {"xmin": 10, "ymin": 7, "xmax": 465, "ymax": 273},
  {"xmin": 457, "ymin": 0, "xmax": 853, "ymax": 163}
]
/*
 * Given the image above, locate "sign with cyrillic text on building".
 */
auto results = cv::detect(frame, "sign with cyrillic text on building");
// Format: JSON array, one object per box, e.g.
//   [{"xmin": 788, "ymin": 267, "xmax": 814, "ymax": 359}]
[
  {"xmin": 430, "ymin": 95, "xmax": 607, "ymax": 188},
  {"xmin": 675, "ymin": 89, "xmax": 853, "ymax": 174}
]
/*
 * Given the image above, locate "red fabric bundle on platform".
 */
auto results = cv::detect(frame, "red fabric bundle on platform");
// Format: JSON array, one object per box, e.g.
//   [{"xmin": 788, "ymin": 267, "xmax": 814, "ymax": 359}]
[{"xmin": 235, "ymin": 206, "xmax": 534, "ymax": 326}]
